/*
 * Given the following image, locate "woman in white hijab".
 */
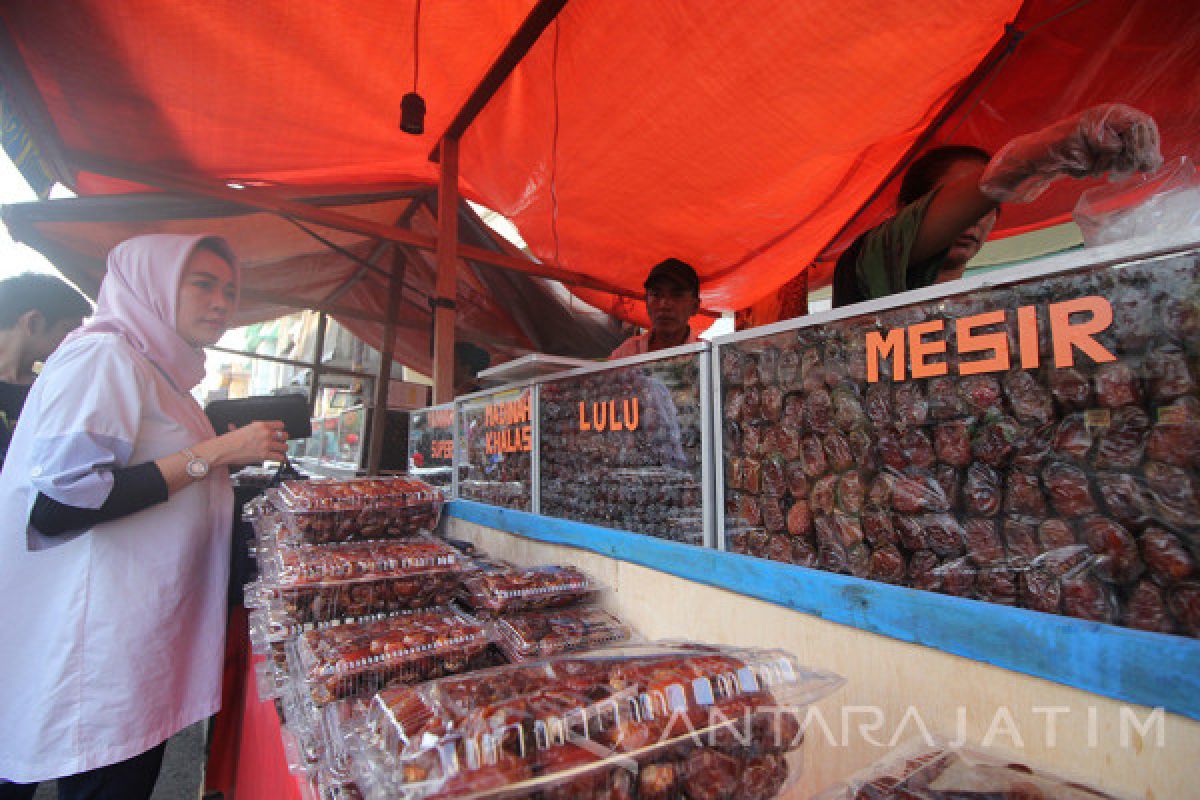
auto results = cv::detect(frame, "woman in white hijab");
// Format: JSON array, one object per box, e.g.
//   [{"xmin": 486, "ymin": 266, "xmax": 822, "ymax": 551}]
[{"xmin": 0, "ymin": 234, "xmax": 288, "ymax": 800}]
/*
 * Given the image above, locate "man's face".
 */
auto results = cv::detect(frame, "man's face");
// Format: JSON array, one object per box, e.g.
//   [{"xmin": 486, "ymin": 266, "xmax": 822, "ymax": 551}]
[
  {"xmin": 938, "ymin": 159, "xmax": 998, "ymax": 269},
  {"xmin": 23, "ymin": 311, "xmax": 84, "ymax": 364},
  {"xmin": 645, "ymin": 280, "xmax": 700, "ymax": 338}
]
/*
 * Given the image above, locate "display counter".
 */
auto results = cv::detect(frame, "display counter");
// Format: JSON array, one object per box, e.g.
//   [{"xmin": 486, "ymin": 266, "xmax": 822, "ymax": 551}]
[
  {"xmin": 444, "ymin": 499, "xmax": 1200, "ymax": 799},
  {"xmin": 394, "ymin": 235, "xmax": 1200, "ymax": 797},
  {"xmin": 406, "ymin": 402, "xmax": 455, "ymax": 494},
  {"xmin": 538, "ymin": 342, "xmax": 713, "ymax": 545},
  {"xmin": 455, "ymin": 382, "xmax": 535, "ymax": 510},
  {"xmin": 712, "ymin": 235, "xmax": 1200, "ymax": 640}
]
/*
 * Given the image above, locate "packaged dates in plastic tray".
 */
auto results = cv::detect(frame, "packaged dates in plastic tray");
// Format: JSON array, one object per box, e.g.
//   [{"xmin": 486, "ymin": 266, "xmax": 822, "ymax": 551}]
[
  {"xmin": 815, "ymin": 737, "xmax": 1129, "ymax": 799},
  {"xmin": 245, "ymin": 536, "xmax": 468, "ymax": 627},
  {"xmin": 721, "ymin": 250, "xmax": 1200, "ymax": 637},
  {"xmin": 267, "ymin": 477, "xmax": 444, "ymax": 544},
  {"xmin": 290, "ymin": 606, "xmax": 492, "ymax": 707},
  {"xmin": 340, "ymin": 642, "xmax": 844, "ymax": 800},
  {"xmin": 459, "ymin": 563, "xmax": 599, "ymax": 613},
  {"xmin": 493, "ymin": 605, "xmax": 632, "ymax": 662},
  {"xmin": 250, "ymin": 610, "xmax": 424, "ymax": 702}
]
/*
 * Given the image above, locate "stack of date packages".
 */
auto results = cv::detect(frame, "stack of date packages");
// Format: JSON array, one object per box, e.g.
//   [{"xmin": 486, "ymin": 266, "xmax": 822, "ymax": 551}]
[
  {"xmin": 815, "ymin": 736, "xmax": 1130, "ymax": 799},
  {"xmin": 315, "ymin": 558, "xmax": 634, "ymax": 799},
  {"xmin": 723, "ymin": 253, "xmax": 1200, "ymax": 637},
  {"xmin": 242, "ymin": 476, "xmax": 497, "ymax": 797},
  {"xmin": 339, "ymin": 642, "xmax": 844, "ymax": 800}
]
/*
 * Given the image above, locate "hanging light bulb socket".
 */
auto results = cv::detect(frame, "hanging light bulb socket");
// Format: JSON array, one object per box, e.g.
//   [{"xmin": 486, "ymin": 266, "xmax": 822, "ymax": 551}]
[
  {"xmin": 400, "ymin": 91, "xmax": 426, "ymax": 135},
  {"xmin": 400, "ymin": 0, "xmax": 425, "ymax": 135}
]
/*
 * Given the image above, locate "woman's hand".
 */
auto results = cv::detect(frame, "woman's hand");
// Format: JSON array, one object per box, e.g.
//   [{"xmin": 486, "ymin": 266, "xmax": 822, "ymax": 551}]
[
  {"xmin": 211, "ymin": 420, "xmax": 290, "ymax": 466},
  {"xmin": 156, "ymin": 420, "xmax": 289, "ymax": 493}
]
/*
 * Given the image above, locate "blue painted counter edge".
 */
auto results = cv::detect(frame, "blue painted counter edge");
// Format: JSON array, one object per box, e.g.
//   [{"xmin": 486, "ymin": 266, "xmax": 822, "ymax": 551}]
[{"xmin": 447, "ymin": 499, "xmax": 1200, "ymax": 721}]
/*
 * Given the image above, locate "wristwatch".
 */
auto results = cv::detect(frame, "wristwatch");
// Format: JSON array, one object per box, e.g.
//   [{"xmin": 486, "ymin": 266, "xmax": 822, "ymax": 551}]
[{"xmin": 182, "ymin": 448, "xmax": 210, "ymax": 479}]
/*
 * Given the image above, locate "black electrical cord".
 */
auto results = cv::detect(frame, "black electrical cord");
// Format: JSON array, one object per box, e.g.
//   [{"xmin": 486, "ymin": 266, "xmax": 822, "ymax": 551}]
[{"xmin": 412, "ymin": 0, "xmax": 421, "ymax": 90}]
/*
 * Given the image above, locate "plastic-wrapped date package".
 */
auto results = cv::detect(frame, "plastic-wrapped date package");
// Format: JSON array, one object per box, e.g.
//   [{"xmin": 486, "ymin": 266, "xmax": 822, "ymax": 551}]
[
  {"xmin": 290, "ymin": 606, "xmax": 492, "ymax": 707},
  {"xmin": 266, "ymin": 477, "xmax": 444, "ymax": 544},
  {"xmin": 458, "ymin": 386, "xmax": 533, "ymax": 511},
  {"xmin": 493, "ymin": 605, "xmax": 632, "ymax": 662},
  {"xmin": 459, "ymin": 563, "xmax": 600, "ymax": 613},
  {"xmin": 245, "ymin": 535, "xmax": 469, "ymax": 627},
  {"xmin": 340, "ymin": 642, "xmax": 843, "ymax": 800},
  {"xmin": 815, "ymin": 738, "xmax": 1129, "ymax": 799},
  {"xmin": 540, "ymin": 352, "xmax": 705, "ymax": 545},
  {"xmin": 408, "ymin": 404, "xmax": 456, "ymax": 491},
  {"xmin": 720, "ymin": 249, "xmax": 1200, "ymax": 637}
]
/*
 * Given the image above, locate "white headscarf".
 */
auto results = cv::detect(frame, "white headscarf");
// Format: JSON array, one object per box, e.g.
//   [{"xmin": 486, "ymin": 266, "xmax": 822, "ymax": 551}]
[{"xmin": 62, "ymin": 234, "xmax": 238, "ymax": 392}]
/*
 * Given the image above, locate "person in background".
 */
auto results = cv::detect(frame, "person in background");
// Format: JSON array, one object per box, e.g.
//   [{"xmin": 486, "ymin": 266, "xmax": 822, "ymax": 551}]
[
  {"xmin": 833, "ymin": 103, "xmax": 1162, "ymax": 308},
  {"xmin": 0, "ymin": 272, "xmax": 91, "ymax": 469},
  {"xmin": 455, "ymin": 340, "xmax": 491, "ymax": 396},
  {"xmin": 610, "ymin": 258, "xmax": 702, "ymax": 359},
  {"xmin": 0, "ymin": 234, "xmax": 288, "ymax": 800}
]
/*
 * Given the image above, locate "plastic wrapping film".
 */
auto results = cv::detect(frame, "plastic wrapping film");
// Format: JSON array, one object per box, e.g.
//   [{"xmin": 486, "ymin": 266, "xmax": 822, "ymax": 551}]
[
  {"xmin": 279, "ymin": 608, "xmax": 503, "ymax": 786},
  {"xmin": 814, "ymin": 737, "xmax": 1129, "ymax": 799},
  {"xmin": 457, "ymin": 386, "xmax": 534, "ymax": 511},
  {"xmin": 250, "ymin": 610, "xmax": 436, "ymax": 702},
  {"xmin": 316, "ymin": 764, "xmax": 365, "ymax": 800},
  {"xmin": 1075, "ymin": 156, "xmax": 1200, "ymax": 248},
  {"xmin": 720, "ymin": 246, "xmax": 1200, "ymax": 636},
  {"xmin": 459, "ymin": 563, "xmax": 600, "ymax": 614},
  {"xmin": 266, "ymin": 477, "xmax": 444, "ymax": 544},
  {"xmin": 540, "ymin": 352, "xmax": 706, "ymax": 545},
  {"xmin": 289, "ymin": 606, "xmax": 492, "ymax": 707},
  {"xmin": 339, "ymin": 642, "xmax": 843, "ymax": 800},
  {"xmin": 493, "ymin": 605, "xmax": 633, "ymax": 663},
  {"xmin": 244, "ymin": 536, "xmax": 468, "ymax": 627},
  {"xmin": 408, "ymin": 404, "xmax": 457, "ymax": 494}
]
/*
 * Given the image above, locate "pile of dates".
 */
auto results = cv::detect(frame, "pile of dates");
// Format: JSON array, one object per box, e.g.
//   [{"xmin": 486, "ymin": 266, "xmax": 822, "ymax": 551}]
[
  {"xmin": 723, "ymin": 254, "xmax": 1200, "ymax": 637},
  {"xmin": 541, "ymin": 358, "xmax": 705, "ymax": 544}
]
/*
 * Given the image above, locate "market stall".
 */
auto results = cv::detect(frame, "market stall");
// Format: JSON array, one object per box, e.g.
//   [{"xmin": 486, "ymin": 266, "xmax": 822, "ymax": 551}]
[
  {"xmin": 421, "ymin": 232, "xmax": 1200, "ymax": 798},
  {"xmin": 2, "ymin": 4, "xmax": 1199, "ymax": 799}
]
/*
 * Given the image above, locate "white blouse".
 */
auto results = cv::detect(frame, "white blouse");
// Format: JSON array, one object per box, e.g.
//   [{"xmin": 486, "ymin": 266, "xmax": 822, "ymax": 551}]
[{"xmin": 0, "ymin": 333, "xmax": 233, "ymax": 782}]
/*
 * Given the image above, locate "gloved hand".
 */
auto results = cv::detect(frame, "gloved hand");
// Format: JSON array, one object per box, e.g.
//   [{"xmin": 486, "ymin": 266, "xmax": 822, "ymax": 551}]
[{"xmin": 980, "ymin": 103, "xmax": 1162, "ymax": 204}]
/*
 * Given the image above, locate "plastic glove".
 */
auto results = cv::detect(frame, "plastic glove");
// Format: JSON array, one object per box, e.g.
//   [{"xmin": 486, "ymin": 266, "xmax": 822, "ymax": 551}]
[{"xmin": 980, "ymin": 103, "xmax": 1162, "ymax": 204}]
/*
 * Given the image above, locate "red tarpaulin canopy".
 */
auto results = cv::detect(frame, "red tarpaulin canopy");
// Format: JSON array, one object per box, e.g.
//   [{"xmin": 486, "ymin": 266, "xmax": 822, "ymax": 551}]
[
  {"xmin": 0, "ymin": 189, "xmax": 627, "ymax": 374},
  {"xmin": 1, "ymin": 0, "xmax": 1197, "ymax": 325}
]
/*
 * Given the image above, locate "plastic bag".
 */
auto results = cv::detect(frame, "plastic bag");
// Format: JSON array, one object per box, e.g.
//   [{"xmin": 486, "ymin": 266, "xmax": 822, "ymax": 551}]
[
  {"xmin": 815, "ymin": 737, "xmax": 1130, "ymax": 799},
  {"xmin": 342, "ymin": 642, "xmax": 843, "ymax": 800},
  {"xmin": 1075, "ymin": 156, "xmax": 1200, "ymax": 247},
  {"xmin": 980, "ymin": 103, "xmax": 1162, "ymax": 204}
]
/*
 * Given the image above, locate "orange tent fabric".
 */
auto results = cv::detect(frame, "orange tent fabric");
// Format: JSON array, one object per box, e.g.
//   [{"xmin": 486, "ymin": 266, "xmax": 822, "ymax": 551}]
[
  {"xmin": 2, "ymin": 1, "xmax": 1196, "ymax": 326},
  {"xmin": 1, "ymin": 190, "xmax": 627, "ymax": 373},
  {"xmin": 807, "ymin": 0, "xmax": 1200, "ymax": 291}
]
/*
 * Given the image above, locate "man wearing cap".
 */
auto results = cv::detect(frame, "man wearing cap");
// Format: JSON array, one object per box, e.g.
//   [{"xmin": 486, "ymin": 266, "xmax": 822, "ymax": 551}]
[{"xmin": 609, "ymin": 258, "xmax": 701, "ymax": 360}]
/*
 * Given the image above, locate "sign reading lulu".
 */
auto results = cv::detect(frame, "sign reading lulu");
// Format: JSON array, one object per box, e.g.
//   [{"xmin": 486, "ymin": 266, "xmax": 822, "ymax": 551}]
[
  {"xmin": 578, "ymin": 398, "xmax": 641, "ymax": 432},
  {"xmin": 484, "ymin": 394, "xmax": 532, "ymax": 454},
  {"xmin": 427, "ymin": 408, "xmax": 455, "ymax": 460},
  {"xmin": 866, "ymin": 295, "xmax": 1116, "ymax": 383}
]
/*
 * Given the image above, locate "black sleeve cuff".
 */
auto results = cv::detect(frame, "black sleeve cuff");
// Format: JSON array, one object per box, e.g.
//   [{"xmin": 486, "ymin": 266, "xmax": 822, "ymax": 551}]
[{"xmin": 30, "ymin": 462, "xmax": 170, "ymax": 537}]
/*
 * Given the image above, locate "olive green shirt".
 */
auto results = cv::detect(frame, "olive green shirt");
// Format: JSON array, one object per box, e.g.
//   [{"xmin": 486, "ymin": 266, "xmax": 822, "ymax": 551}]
[{"xmin": 832, "ymin": 191, "xmax": 945, "ymax": 308}]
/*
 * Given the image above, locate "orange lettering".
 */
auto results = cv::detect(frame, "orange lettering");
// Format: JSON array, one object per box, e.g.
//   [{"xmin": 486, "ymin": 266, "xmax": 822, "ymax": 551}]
[
  {"xmin": 609, "ymin": 399, "xmax": 623, "ymax": 431},
  {"xmin": 908, "ymin": 320, "xmax": 948, "ymax": 379},
  {"xmin": 520, "ymin": 425, "xmax": 531, "ymax": 452},
  {"xmin": 1048, "ymin": 296, "xmax": 1116, "ymax": 368},
  {"xmin": 578, "ymin": 401, "xmax": 591, "ymax": 431},
  {"xmin": 1017, "ymin": 305, "xmax": 1040, "ymax": 369},
  {"xmin": 592, "ymin": 402, "xmax": 608, "ymax": 432},
  {"xmin": 957, "ymin": 311, "xmax": 1010, "ymax": 375},
  {"xmin": 866, "ymin": 329, "xmax": 905, "ymax": 382},
  {"xmin": 624, "ymin": 398, "xmax": 640, "ymax": 432}
]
